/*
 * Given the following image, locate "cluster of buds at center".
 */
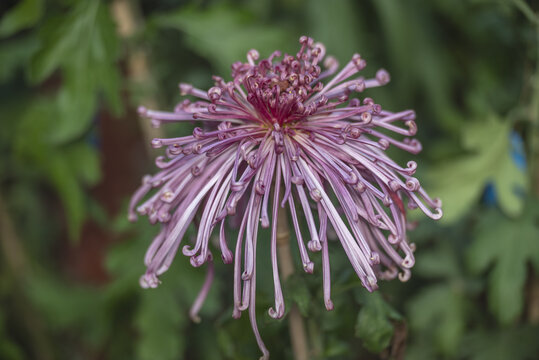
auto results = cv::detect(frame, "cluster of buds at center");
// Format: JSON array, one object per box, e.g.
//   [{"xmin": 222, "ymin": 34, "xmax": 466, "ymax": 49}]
[{"xmin": 129, "ymin": 36, "xmax": 442, "ymax": 359}]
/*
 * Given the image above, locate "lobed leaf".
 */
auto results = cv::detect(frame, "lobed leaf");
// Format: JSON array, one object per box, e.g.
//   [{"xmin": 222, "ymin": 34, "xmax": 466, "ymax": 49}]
[
  {"xmin": 355, "ymin": 292, "xmax": 402, "ymax": 353},
  {"xmin": 407, "ymin": 284, "xmax": 466, "ymax": 355},
  {"xmin": 428, "ymin": 116, "xmax": 527, "ymax": 223},
  {"xmin": 0, "ymin": 0, "xmax": 43, "ymax": 38},
  {"xmin": 467, "ymin": 205, "xmax": 539, "ymax": 324},
  {"xmin": 152, "ymin": 5, "xmax": 292, "ymax": 75}
]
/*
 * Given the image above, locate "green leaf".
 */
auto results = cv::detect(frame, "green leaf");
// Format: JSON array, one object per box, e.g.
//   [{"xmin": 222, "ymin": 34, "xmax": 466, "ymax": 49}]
[
  {"xmin": 414, "ymin": 243, "xmax": 460, "ymax": 279},
  {"xmin": 25, "ymin": 273, "xmax": 107, "ymax": 345},
  {"xmin": 0, "ymin": 0, "xmax": 43, "ymax": 37},
  {"xmin": 285, "ymin": 273, "xmax": 311, "ymax": 316},
  {"xmin": 405, "ymin": 340, "xmax": 437, "ymax": 360},
  {"xmin": 152, "ymin": 5, "xmax": 292, "ymax": 75},
  {"xmin": 135, "ymin": 288, "xmax": 186, "ymax": 360},
  {"xmin": 373, "ymin": 0, "xmax": 457, "ymax": 127},
  {"xmin": 29, "ymin": 0, "xmax": 122, "ymax": 143},
  {"xmin": 14, "ymin": 99, "xmax": 96, "ymax": 241},
  {"xmin": 511, "ymin": 0, "xmax": 539, "ymax": 25},
  {"xmin": 88, "ymin": 2, "xmax": 122, "ymax": 116},
  {"xmin": 307, "ymin": 0, "xmax": 358, "ymax": 61},
  {"xmin": 104, "ymin": 222, "xmax": 150, "ymax": 302},
  {"xmin": 51, "ymin": 68, "xmax": 98, "ymax": 144},
  {"xmin": 355, "ymin": 292, "xmax": 402, "ymax": 353},
  {"xmin": 64, "ymin": 143, "xmax": 102, "ymax": 186},
  {"xmin": 407, "ymin": 284, "xmax": 466, "ymax": 355},
  {"xmin": 46, "ymin": 152, "xmax": 86, "ymax": 241},
  {"xmin": 13, "ymin": 98, "xmax": 55, "ymax": 162},
  {"xmin": 0, "ymin": 311, "xmax": 24, "ymax": 360},
  {"xmin": 428, "ymin": 115, "xmax": 527, "ymax": 223},
  {"xmin": 29, "ymin": 0, "xmax": 100, "ymax": 82},
  {"xmin": 467, "ymin": 204, "xmax": 539, "ymax": 324},
  {"xmin": 492, "ymin": 149, "xmax": 527, "ymax": 217},
  {"xmin": 322, "ymin": 339, "xmax": 350, "ymax": 357},
  {"xmin": 0, "ymin": 35, "xmax": 39, "ymax": 82},
  {"xmin": 461, "ymin": 326, "xmax": 539, "ymax": 360}
]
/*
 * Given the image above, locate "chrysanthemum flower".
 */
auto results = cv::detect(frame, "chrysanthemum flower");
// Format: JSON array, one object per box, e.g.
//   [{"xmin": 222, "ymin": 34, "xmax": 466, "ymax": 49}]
[{"xmin": 129, "ymin": 36, "xmax": 441, "ymax": 358}]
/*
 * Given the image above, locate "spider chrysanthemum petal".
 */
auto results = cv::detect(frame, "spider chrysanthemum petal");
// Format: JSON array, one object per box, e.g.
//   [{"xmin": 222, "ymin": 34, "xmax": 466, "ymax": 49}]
[{"xmin": 129, "ymin": 36, "xmax": 442, "ymax": 359}]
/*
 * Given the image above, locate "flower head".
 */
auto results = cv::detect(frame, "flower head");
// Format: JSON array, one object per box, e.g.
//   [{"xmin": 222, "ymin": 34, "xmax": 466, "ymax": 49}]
[{"xmin": 129, "ymin": 36, "xmax": 441, "ymax": 358}]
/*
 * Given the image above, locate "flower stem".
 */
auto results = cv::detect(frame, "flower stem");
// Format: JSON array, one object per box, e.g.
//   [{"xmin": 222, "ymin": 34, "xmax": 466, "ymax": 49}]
[
  {"xmin": 111, "ymin": 0, "xmax": 162, "ymax": 155},
  {"xmin": 526, "ymin": 20, "xmax": 539, "ymax": 324},
  {"xmin": 277, "ymin": 208, "xmax": 310, "ymax": 360},
  {"xmin": 0, "ymin": 194, "xmax": 54, "ymax": 360}
]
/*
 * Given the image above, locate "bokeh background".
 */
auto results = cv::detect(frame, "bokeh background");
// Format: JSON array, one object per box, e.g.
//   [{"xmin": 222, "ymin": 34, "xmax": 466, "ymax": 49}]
[{"xmin": 1, "ymin": 0, "xmax": 539, "ymax": 359}]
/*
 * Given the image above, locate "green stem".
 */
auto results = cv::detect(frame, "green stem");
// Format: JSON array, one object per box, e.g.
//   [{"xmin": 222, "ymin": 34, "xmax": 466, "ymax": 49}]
[
  {"xmin": 277, "ymin": 208, "xmax": 310, "ymax": 360},
  {"xmin": 0, "ymin": 194, "xmax": 54, "ymax": 360}
]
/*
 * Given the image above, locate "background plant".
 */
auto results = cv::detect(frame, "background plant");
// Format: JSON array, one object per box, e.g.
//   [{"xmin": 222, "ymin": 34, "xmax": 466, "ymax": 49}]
[{"xmin": 0, "ymin": 0, "xmax": 538, "ymax": 359}]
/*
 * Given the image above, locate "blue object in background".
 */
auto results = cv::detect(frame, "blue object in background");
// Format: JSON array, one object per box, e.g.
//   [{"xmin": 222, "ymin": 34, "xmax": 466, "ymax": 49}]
[
  {"xmin": 510, "ymin": 131, "xmax": 526, "ymax": 171},
  {"xmin": 482, "ymin": 131, "xmax": 526, "ymax": 205}
]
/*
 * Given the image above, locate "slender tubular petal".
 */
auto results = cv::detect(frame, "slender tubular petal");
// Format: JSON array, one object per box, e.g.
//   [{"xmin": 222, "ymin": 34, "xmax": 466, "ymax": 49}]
[{"xmin": 130, "ymin": 35, "xmax": 442, "ymax": 357}]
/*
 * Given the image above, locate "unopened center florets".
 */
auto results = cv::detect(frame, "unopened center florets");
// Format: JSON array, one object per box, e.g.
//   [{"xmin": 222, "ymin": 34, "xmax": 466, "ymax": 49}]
[{"xmin": 227, "ymin": 37, "xmax": 330, "ymax": 126}]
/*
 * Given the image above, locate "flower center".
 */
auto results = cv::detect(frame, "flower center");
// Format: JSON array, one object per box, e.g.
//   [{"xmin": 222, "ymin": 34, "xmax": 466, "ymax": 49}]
[{"xmin": 231, "ymin": 37, "xmax": 329, "ymax": 126}]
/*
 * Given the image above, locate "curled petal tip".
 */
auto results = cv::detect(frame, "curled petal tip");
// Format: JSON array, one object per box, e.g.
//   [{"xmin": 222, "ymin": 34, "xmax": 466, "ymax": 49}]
[
  {"xmin": 247, "ymin": 49, "xmax": 259, "ymax": 63},
  {"xmin": 268, "ymin": 306, "xmax": 284, "ymax": 319},
  {"xmin": 402, "ymin": 254, "xmax": 415, "ymax": 269},
  {"xmin": 151, "ymin": 138, "xmax": 163, "ymax": 148},
  {"xmin": 388, "ymin": 234, "xmax": 401, "ymax": 244},
  {"xmin": 129, "ymin": 36, "xmax": 442, "ymax": 354},
  {"xmin": 406, "ymin": 120, "xmax": 418, "ymax": 136},
  {"xmin": 260, "ymin": 216, "xmax": 270, "ymax": 228},
  {"xmin": 241, "ymin": 271, "xmax": 253, "ymax": 281},
  {"xmin": 232, "ymin": 308, "xmax": 242, "ymax": 319},
  {"xmin": 137, "ymin": 106, "xmax": 147, "ymax": 115},
  {"xmin": 378, "ymin": 138, "xmax": 390, "ymax": 149},
  {"xmin": 221, "ymin": 250, "xmax": 233, "ymax": 264},
  {"xmin": 182, "ymin": 245, "xmax": 196, "ymax": 257},
  {"xmin": 325, "ymin": 299, "xmax": 334, "ymax": 311},
  {"xmin": 309, "ymin": 188, "xmax": 322, "ymax": 202},
  {"xmin": 376, "ymin": 69, "xmax": 390, "ymax": 85},
  {"xmin": 303, "ymin": 262, "xmax": 314, "ymax": 274},
  {"xmin": 370, "ymin": 252, "xmax": 380, "ymax": 265},
  {"xmin": 405, "ymin": 177, "xmax": 421, "ymax": 191},
  {"xmin": 323, "ymin": 55, "xmax": 338, "ymax": 69},
  {"xmin": 308, "ymin": 239, "xmax": 322, "ymax": 252},
  {"xmin": 367, "ymin": 276, "xmax": 378, "ymax": 289},
  {"xmin": 388, "ymin": 180, "xmax": 400, "ymax": 192},
  {"xmin": 406, "ymin": 161, "xmax": 418, "ymax": 174},
  {"xmin": 360, "ymin": 111, "xmax": 372, "ymax": 124},
  {"xmin": 191, "ymin": 255, "xmax": 208, "ymax": 267},
  {"xmin": 427, "ymin": 207, "xmax": 443, "ymax": 220},
  {"xmin": 208, "ymin": 86, "xmax": 222, "ymax": 101},
  {"xmin": 190, "ymin": 314, "xmax": 202, "ymax": 324},
  {"xmin": 313, "ymin": 42, "xmax": 326, "ymax": 58},
  {"xmin": 158, "ymin": 211, "xmax": 171, "ymax": 222},
  {"xmin": 179, "ymin": 83, "xmax": 193, "ymax": 95},
  {"xmin": 433, "ymin": 208, "xmax": 443, "ymax": 220},
  {"xmin": 139, "ymin": 273, "xmax": 160, "ymax": 289},
  {"xmin": 398, "ymin": 270, "xmax": 411, "ymax": 282},
  {"xmin": 352, "ymin": 54, "xmax": 367, "ymax": 70}
]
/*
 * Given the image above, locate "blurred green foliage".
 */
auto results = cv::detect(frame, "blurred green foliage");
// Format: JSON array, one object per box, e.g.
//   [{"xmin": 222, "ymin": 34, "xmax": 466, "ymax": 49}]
[{"xmin": 0, "ymin": 0, "xmax": 538, "ymax": 359}]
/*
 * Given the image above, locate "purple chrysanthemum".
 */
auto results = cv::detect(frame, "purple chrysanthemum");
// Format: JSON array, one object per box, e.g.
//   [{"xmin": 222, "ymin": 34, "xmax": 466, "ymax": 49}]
[{"xmin": 129, "ymin": 36, "xmax": 441, "ymax": 358}]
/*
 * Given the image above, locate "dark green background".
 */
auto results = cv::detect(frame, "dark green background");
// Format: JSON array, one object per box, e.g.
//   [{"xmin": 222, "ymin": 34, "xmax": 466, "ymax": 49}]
[{"xmin": 1, "ymin": 0, "xmax": 538, "ymax": 359}]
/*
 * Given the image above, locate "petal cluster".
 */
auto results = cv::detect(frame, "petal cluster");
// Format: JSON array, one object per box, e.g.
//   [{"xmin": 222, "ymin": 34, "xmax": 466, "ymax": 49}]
[{"xmin": 129, "ymin": 36, "xmax": 441, "ymax": 358}]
